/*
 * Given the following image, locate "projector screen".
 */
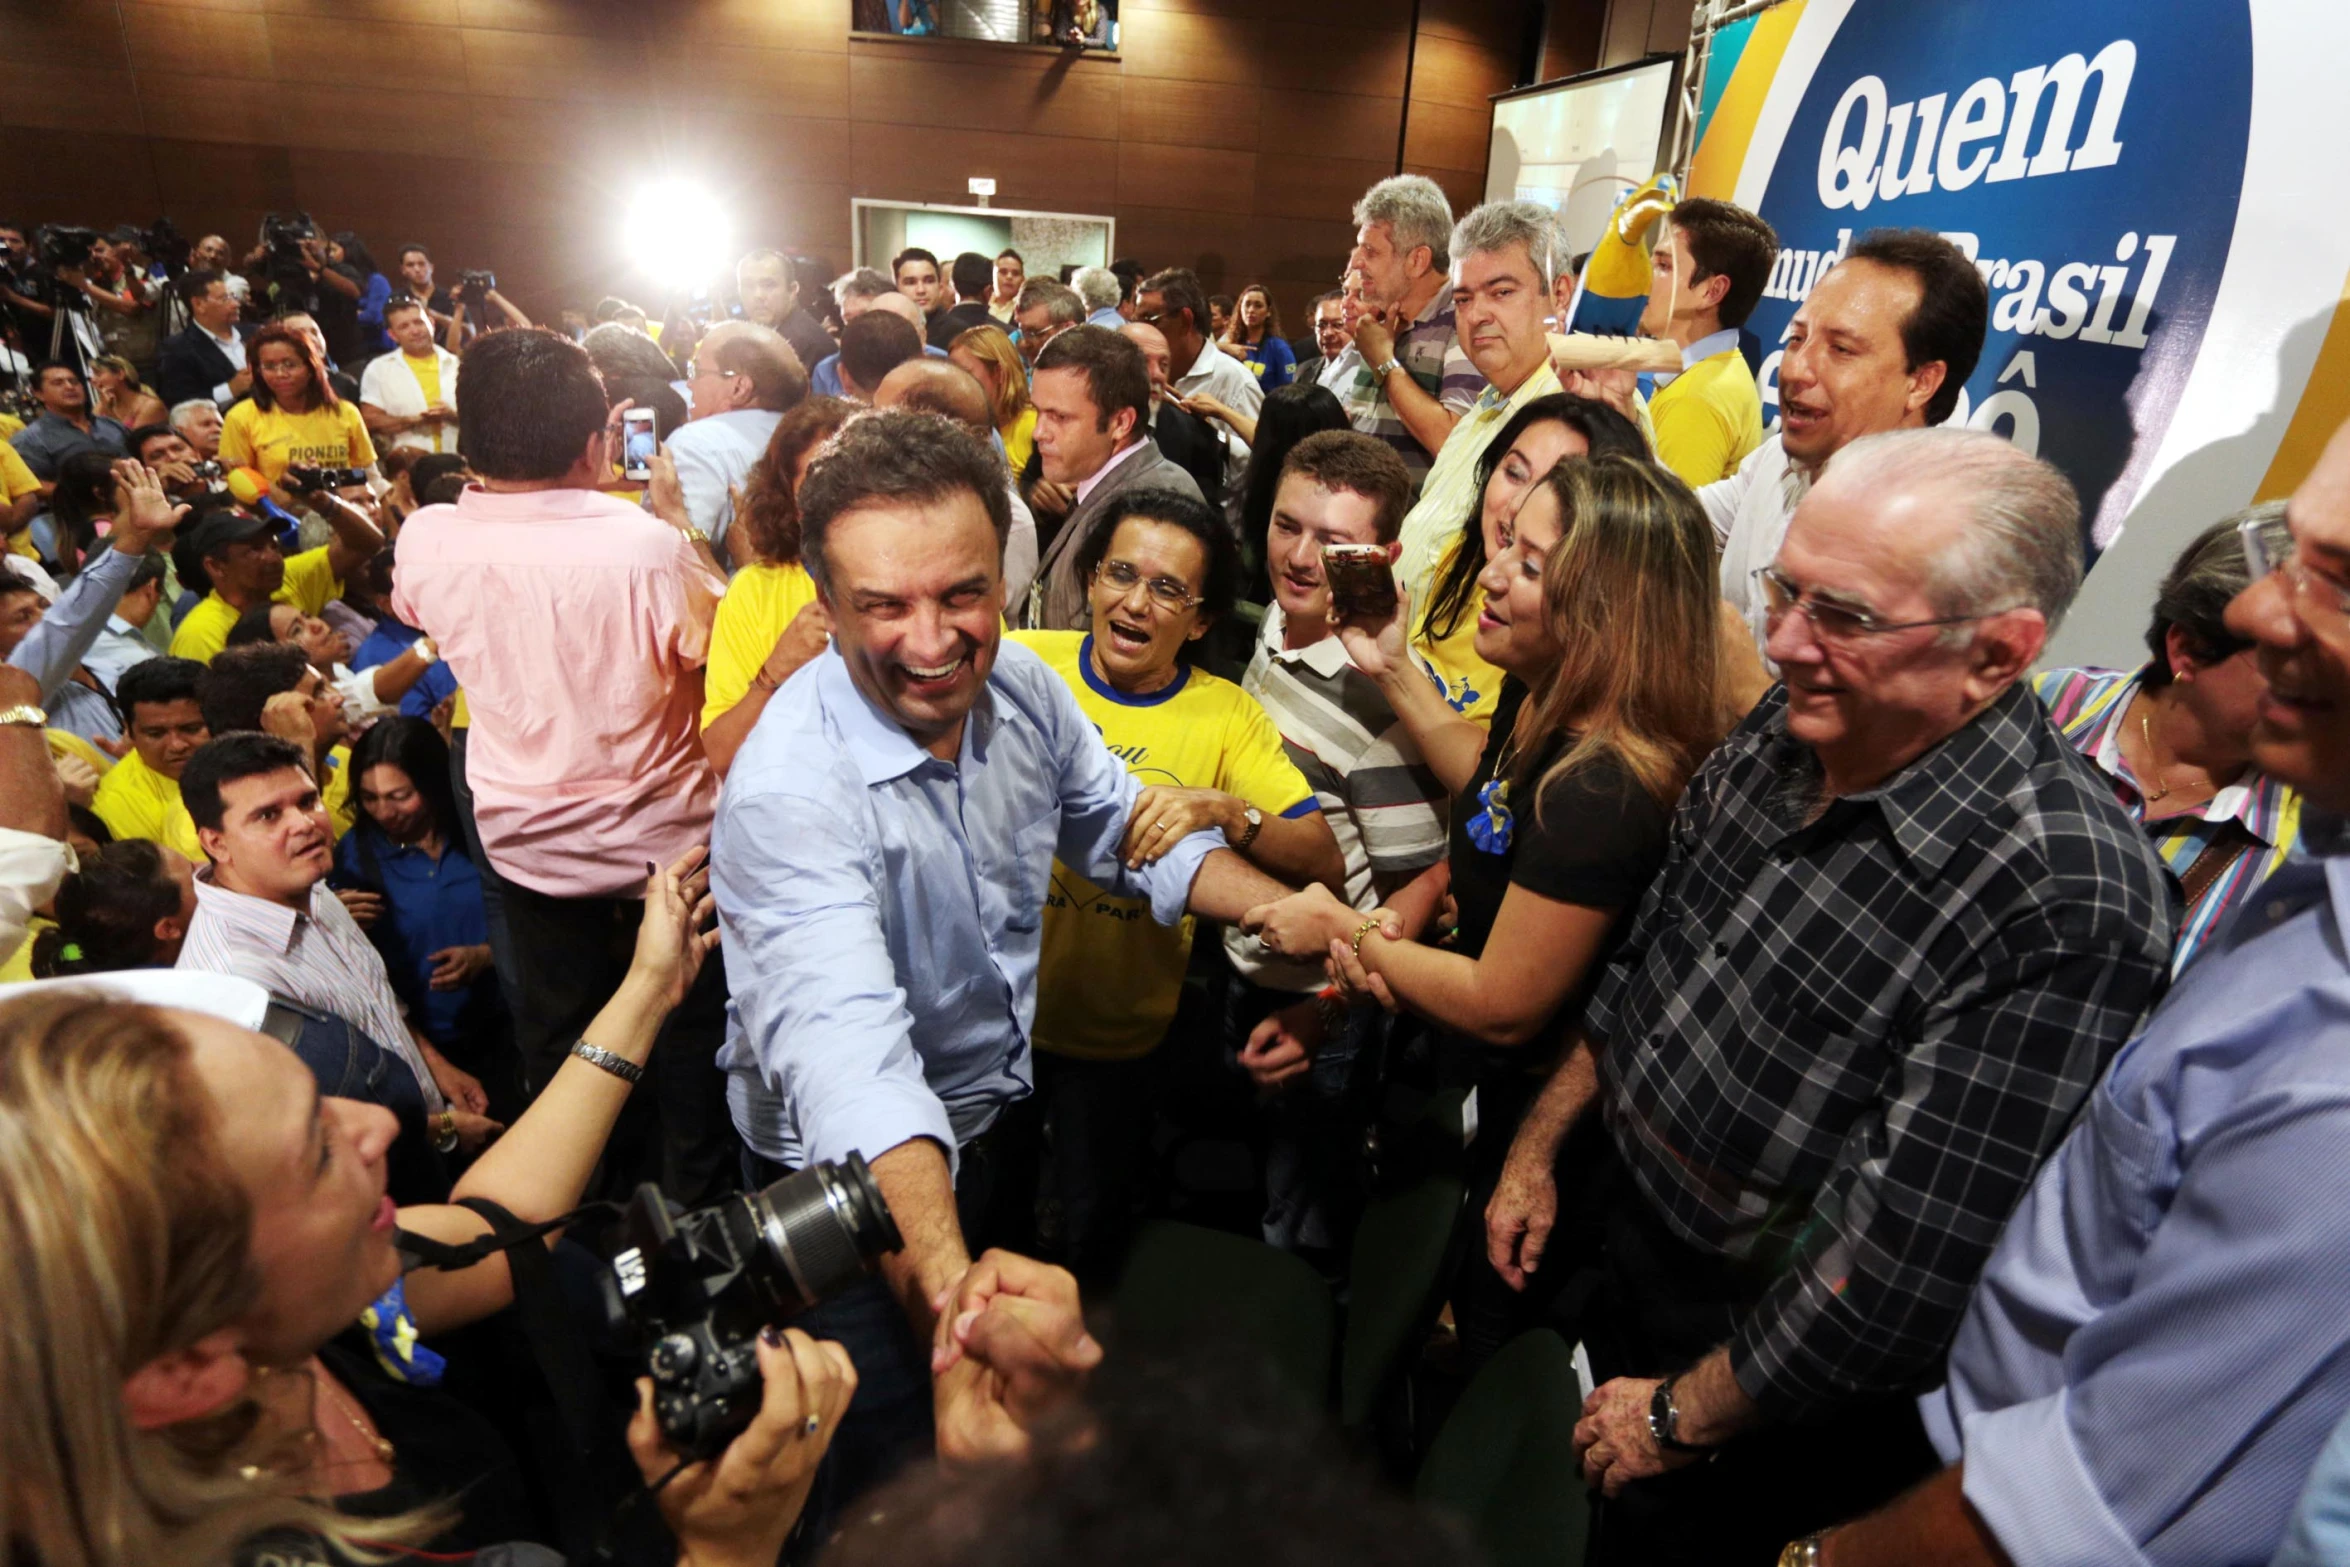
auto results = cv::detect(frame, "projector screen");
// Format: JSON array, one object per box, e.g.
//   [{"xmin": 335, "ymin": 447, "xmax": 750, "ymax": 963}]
[{"xmin": 1487, "ymin": 58, "xmax": 1679, "ymax": 257}]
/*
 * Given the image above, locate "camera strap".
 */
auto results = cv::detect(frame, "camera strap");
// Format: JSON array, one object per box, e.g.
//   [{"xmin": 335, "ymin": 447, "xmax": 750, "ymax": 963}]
[{"xmin": 391, "ymin": 1198, "xmax": 612, "ymax": 1274}]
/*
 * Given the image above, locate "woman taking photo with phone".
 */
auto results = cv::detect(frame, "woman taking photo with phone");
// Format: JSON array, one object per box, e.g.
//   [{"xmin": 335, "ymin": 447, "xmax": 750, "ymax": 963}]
[{"xmin": 219, "ymin": 324, "xmax": 379, "ymax": 512}]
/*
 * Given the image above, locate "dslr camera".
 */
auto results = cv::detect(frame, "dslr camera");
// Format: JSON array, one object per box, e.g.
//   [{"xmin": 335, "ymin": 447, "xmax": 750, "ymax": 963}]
[
  {"xmin": 598, "ymin": 1154, "xmax": 902, "ymax": 1458},
  {"xmin": 454, "ymin": 269, "xmax": 497, "ymax": 308},
  {"xmin": 185, "ymin": 458, "xmax": 231, "ymax": 500},
  {"xmin": 283, "ymin": 463, "xmax": 371, "ymax": 494}
]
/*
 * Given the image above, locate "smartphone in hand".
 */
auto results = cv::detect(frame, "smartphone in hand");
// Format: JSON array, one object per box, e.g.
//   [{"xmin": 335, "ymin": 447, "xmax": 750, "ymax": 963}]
[{"xmin": 1322, "ymin": 542, "xmax": 1399, "ymax": 621}]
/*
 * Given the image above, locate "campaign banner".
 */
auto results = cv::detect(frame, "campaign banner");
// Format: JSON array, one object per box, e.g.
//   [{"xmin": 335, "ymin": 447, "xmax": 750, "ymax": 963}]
[{"xmin": 1684, "ymin": 0, "xmax": 2350, "ymax": 666}]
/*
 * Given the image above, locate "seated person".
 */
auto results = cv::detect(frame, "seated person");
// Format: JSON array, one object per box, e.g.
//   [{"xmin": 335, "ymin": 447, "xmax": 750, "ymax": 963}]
[
  {"xmin": 29, "ymin": 836, "xmax": 198, "ymax": 976},
  {"xmin": 699, "ymin": 397, "xmax": 854, "ymax": 777},
  {"xmin": 197, "ymin": 642, "xmax": 357, "ymax": 836},
  {"xmin": 90, "ymin": 654, "xmax": 210, "ymax": 860},
  {"xmin": 1011, "ymin": 487, "xmax": 1342, "ymax": 1281},
  {"xmin": 2036, "ymin": 507, "xmax": 2302, "ymax": 972},
  {"xmin": 218, "ymin": 323, "xmax": 379, "ymax": 512},
  {"xmin": 0, "ymin": 862, "xmax": 914, "ymax": 1567},
  {"xmin": 169, "ymin": 495, "xmax": 383, "ymax": 665},
  {"xmin": 337, "ymin": 717, "xmax": 513, "ymax": 1111}
]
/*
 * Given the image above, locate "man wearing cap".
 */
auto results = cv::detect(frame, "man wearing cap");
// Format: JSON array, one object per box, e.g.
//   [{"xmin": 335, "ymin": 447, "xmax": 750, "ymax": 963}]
[{"xmin": 168, "ymin": 495, "xmax": 382, "ymax": 665}]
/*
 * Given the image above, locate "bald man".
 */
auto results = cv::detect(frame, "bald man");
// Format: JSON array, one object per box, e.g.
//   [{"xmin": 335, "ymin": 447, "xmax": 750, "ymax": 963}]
[
  {"xmin": 1122, "ymin": 320, "xmax": 1227, "ymax": 510},
  {"xmin": 658, "ymin": 318, "xmax": 808, "ymax": 566},
  {"xmin": 874, "ymin": 357, "xmax": 1041, "ymax": 608}
]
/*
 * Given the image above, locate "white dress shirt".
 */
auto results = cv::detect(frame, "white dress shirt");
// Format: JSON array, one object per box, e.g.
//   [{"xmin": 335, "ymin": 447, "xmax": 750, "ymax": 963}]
[
  {"xmin": 1702, "ymin": 434, "xmax": 1811, "ymax": 654},
  {"xmin": 203, "ymin": 324, "xmax": 247, "ymax": 408},
  {"xmin": 358, "ymin": 346, "xmax": 462, "ymax": 455}
]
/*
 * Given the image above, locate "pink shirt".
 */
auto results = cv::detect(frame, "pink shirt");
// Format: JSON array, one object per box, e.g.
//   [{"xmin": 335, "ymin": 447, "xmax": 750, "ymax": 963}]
[{"xmin": 392, "ymin": 485, "xmax": 725, "ymax": 899}]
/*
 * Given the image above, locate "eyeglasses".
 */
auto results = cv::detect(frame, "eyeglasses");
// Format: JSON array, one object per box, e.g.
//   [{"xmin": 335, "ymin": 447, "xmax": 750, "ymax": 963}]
[
  {"xmin": 685, "ymin": 361, "xmax": 739, "ymax": 381},
  {"xmin": 1753, "ymin": 565, "xmax": 2017, "ymax": 642},
  {"xmin": 2240, "ymin": 513, "xmax": 2350, "ymax": 634},
  {"xmin": 1095, "ymin": 559, "xmax": 1204, "ymax": 615}
]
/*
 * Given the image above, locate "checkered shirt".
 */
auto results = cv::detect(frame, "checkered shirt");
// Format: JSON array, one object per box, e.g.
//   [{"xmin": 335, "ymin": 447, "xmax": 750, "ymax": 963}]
[{"xmin": 1585, "ymin": 682, "xmax": 2176, "ymax": 1417}]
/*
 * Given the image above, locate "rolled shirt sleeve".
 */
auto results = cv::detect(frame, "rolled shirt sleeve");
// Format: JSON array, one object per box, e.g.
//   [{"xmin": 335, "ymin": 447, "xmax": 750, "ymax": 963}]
[
  {"xmin": 9, "ymin": 544, "xmax": 136, "ymax": 702},
  {"xmin": 713, "ymin": 782, "xmax": 959, "ymax": 1174},
  {"xmin": 1727, "ymin": 918, "xmax": 2170, "ymax": 1417},
  {"xmin": 1036, "ymin": 659, "xmax": 1219, "ymax": 926}
]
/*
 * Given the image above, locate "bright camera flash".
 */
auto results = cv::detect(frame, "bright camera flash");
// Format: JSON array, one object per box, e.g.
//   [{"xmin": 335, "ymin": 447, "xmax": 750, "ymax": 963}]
[{"xmin": 626, "ymin": 179, "xmax": 732, "ymax": 292}]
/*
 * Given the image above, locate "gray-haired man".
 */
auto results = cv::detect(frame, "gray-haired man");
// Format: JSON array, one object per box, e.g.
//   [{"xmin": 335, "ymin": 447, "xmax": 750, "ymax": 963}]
[{"xmin": 1342, "ymin": 173, "xmax": 1486, "ymax": 478}]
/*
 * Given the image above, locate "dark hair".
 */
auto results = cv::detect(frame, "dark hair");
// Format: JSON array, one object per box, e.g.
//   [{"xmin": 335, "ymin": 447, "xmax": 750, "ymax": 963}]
[
  {"xmin": 1235, "ymin": 384, "xmax": 1350, "ymax": 555},
  {"xmin": 114, "ymin": 655, "xmax": 206, "ymax": 729},
  {"xmin": 705, "ymin": 325, "xmax": 808, "ymax": 412},
  {"xmin": 458, "ymin": 328, "xmax": 609, "ymax": 481},
  {"xmin": 824, "ymin": 1353, "xmax": 1476, "ymax": 1567},
  {"xmin": 1840, "ymin": 229, "xmax": 1989, "ymax": 426},
  {"xmin": 48, "ymin": 451, "xmax": 119, "ymax": 571},
  {"xmin": 1076, "ymin": 487, "xmax": 1243, "ymax": 641},
  {"xmin": 1139, "ymin": 268, "xmax": 1209, "ymax": 341},
  {"xmin": 1423, "ymin": 393, "xmax": 1649, "ymax": 643},
  {"xmin": 951, "ymin": 252, "xmax": 994, "ymax": 298},
  {"xmin": 1278, "ymin": 431, "xmax": 1416, "ymax": 544},
  {"xmin": 410, "ymin": 451, "xmax": 469, "ymax": 497},
  {"xmin": 2143, "ymin": 509, "xmax": 2288, "ymax": 684},
  {"xmin": 31, "ymin": 839, "xmax": 183, "ymax": 977},
  {"xmin": 383, "ymin": 296, "xmax": 428, "ymax": 325},
  {"xmin": 1227, "ymin": 284, "xmax": 1281, "ymax": 344},
  {"xmin": 126, "ymin": 422, "xmax": 178, "ymax": 462},
  {"xmin": 245, "ymin": 323, "xmax": 336, "ymax": 412},
  {"xmin": 32, "ymin": 358, "xmax": 81, "ymax": 393},
  {"xmin": 332, "ymin": 231, "xmax": 380, "ymax": 279},
  {"xmin": 123, "ymin": 551, "xmax": 167, "ymax": 595},
  {"xmin": 180, "ymin": 731, "xmax": 311, "ymax": 834},
  {"xmin": 1670, "ymin": 198, "xmax": 1778, "ymax": 329},
  {"xmin": 197, "ymin": 643, "xmax": 310, "ymax": 737},
  {"xmin": 348, "ymin": 716, "xmax": 459, "ymax": 852},
  {"xmin": 797, "ymin": 410, "xmax": 1013, "ymax": 594},
  {"xmin": 891, "ymin": 247, "xmax": 941, "ymax": 283},
  {"xmin": 735, "ymin": 397, "xmax": 854, "ymax": 567},
  {"xmin": 421, "ymin": 473, "xmax": 469, "ymax": 506},
  {"xmin": 1309, "ymin": 289, "xmax": 1343, "ymax": 313},
  {"xmin": 838, "ymin": 311, "xmax": 924, "ymax": 397},
  {"xmin": 224, "ymin": 602, "xmax": 280, "ymax": 650},
  {"xmin": 997, "ymin": 248, "xmax": 1024, "ymax": 266},
  {"xmin": 1110, "ymin": 258, "xmax": 1145, "ymax": 301},
  {"xmin": 397, "ymin": 243, "xmax": 430, "ymax": 265},
  {"xmin": 176, "ymin": 268, "xmax": 225, "ymax": 307},
  {"xmin": 1033, "ymin": 326, "xmax": 1150, "ymax": 435},
  {"xmin": 68, "ymin": 804, "xmax": 112, "ymax": 846}
]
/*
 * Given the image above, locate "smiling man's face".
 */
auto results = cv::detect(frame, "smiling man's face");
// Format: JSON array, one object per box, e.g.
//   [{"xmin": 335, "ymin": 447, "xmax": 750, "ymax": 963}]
[{"xmin": 819, "ymin": 489, "xmax": 1004, "ymax": 758}]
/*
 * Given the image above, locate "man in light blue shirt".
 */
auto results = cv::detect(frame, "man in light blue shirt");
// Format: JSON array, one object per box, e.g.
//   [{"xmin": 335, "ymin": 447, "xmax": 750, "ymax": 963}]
[
  {"xmin": 4, "ymin": 462, "xmax": 178, "ymax": 744},
  {"xmin": 649, "ymin": 320, "xmax": 801, "ymax": 570},
  {"xmin": 79, "ymin": 551, "xmax": 166, "ymax": 693},
  {"xmin": 712, "ymin": 408, "xmax": 1292, "ymax": 1518},
  {"xmin": 1806, "ymin": 415, "xmax": 2350, "ymax": 1567}
]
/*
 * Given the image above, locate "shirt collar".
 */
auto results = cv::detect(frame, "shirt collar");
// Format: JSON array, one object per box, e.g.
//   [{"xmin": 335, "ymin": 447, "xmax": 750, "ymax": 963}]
[
  {"xmin": 1181, "ymin": 338, "xmax": 1224, "ymax": 384},
  {"xmin": 1680, "ymin": 328, "xmax": 1740, "ymax": 369},
  {"xmin": 815, "ymin": 646, "xmax": 994, "ymax": 786},
  {"xmin": 1258, "ymin": 602, "xmax": 1352, "ymax": 679},
  {"xmin": 2081, "ymin": 665, "xmax": 2293, "ymax": 845},
  {"xmin": 1077, "ymin": 633, "xmax": 1191, "ymax": 706},
  {"xmin": 191, "ymin": 867, "xmax": 315, "ymax": 954},
  {"xmin": 1074, "ymin": 437, "xmax": 1148, "ymax": 508}
]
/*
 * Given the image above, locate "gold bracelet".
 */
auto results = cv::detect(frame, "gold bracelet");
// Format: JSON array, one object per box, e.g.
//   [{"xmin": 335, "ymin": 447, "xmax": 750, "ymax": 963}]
[{"xmin": 1349, "ymin": 915, "xmax": 1383, "ymax": 961}]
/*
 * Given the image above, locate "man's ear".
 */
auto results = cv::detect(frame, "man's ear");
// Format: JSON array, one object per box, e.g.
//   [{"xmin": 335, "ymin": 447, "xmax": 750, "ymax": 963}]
[
  {"xmin": 1107, "ymin": 406, "xmax": 1139, "ymax": 448},
  {"xmin": 123, "ymin": 1326, "xmax": 251, "ymax": 1431},
  {"xmin": 1965, "ymin": 608, "xmax": 2047, "ymax": 702},
  {"xmin": 154, "ymin": 910, "xmax": 190, "ymax": 947},
  {"xmin": 1903, "ymin": 359, "xmax": 1949, "ymax": 422}
]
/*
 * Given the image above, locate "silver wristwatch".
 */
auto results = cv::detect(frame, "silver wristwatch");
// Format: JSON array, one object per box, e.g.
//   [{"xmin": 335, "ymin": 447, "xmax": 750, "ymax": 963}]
[{"xmin": 571, "ymin": 1039, "xmax": 645, "ymax": 1086}]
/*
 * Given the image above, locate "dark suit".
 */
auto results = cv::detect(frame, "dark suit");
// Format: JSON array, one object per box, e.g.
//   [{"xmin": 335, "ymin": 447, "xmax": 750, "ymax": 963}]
[
  {"xmin": 1026, "ymin": 437, "xmax": 1205, "ymax": 631},
  {"xmin": 154, "ymin": 323, "xmax": 252, "ymax": 409},
  {"xmin": 927, "ymin": 301, "xmax": 995, "ymax": 352},
  {"xmin": 1148, "ymin": 399, "xmax": 1227, "ymax": 513}
]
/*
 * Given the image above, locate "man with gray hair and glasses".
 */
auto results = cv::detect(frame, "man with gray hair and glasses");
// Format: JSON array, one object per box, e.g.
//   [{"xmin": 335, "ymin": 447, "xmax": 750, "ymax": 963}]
[
  {"xmin": 1342, "ymin": 173, "xmax": 1485, "ymax": 478},
  {"xmin": 1488, "ymin": 427, "xmax": 2174, "ymax": 1565}
]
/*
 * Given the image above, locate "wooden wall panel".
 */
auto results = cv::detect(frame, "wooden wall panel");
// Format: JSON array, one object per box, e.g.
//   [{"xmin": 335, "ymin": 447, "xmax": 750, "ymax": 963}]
[{"xmin": 0, "ymin": 0, "xmax": 1536, "ymax": 335}]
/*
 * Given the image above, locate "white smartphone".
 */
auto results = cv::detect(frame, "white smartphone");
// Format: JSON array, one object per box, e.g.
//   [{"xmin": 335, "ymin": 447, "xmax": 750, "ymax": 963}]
[{"xmin": 620, "ymin": 406, "xmax": 657, "ymax": 482}]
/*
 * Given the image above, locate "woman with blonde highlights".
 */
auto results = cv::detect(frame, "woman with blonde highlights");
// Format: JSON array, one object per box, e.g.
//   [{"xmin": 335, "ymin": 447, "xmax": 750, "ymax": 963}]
[
  {"xmin": 949, "ymin": 323, "xmax": 1037, "ymax": 474},
  {"xmin": 0, "ymin": 853, "xmax": 857, "ymax": 1567}
]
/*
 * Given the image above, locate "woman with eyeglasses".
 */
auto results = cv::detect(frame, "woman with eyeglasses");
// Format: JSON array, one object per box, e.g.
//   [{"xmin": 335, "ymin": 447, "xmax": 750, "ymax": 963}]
[
  {"xmin": 2032, "ymin": 507, "xmax": 2303, "ymax": 974},
  {"xmin": 1009, "ymin": 486, "xmax": 1343, "ymax": 1283}
]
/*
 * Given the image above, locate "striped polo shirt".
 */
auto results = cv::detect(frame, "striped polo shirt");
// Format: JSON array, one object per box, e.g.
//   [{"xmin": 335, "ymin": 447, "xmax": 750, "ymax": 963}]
[
  {"xmin": 1333, "ymin": 287, "xmax": 1486, "ymax": 486},
  {"xmin": 2035, "ymin": 665, "xmax": 2301, "ymax": 973}
]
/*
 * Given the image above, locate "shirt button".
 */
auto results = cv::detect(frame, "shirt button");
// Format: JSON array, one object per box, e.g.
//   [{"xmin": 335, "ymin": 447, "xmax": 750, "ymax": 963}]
[{"xmin": 1712, "ymin": 941, "xmax": 1729, "ymax": 959}]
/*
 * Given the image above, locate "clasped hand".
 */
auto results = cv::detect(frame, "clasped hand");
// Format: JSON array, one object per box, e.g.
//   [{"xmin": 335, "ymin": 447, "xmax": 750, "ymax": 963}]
[{"xmin": 931, "ymin": 1249, "xmax": 1103, "ymax": 1465}]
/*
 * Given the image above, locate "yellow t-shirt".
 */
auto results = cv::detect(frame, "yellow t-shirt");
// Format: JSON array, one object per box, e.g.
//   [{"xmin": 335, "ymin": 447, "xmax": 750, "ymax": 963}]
[
  {"xmin": 1649, "ymin": 347, "xmax": 1764, "ymax": 489},
  {"xmin": 322, "ymin": 742, "xmax": 355, "ymax": 838},
  {"xmin": 3, "ymin": 442, "xmax": 39, "ymax": 560},
  {"xmin": 91, "ymin": 747, "xmax": 205, "ymax": 862},
  {"xmin": 170, "ymin": 545, "xmax": 344, "ymax": 664},
  {"xmin": 1, "ymin": 915, "xmax": 51, "ymax": 983},
  {"xmin": 220, "ymin": 399, "xmax": 378, "ymax": 494},
  {"xmin": 403, "ymin": 354, "xmax": 448, "ymax": 454},
  {"xmin": 1011, "ymin": 630, "xmax": 1317, "ymax": 1061},
  {"xmin": 0, "ymin": 411, "xmax": 22, "ymax": 440},
  {"xmin": 1406, "ymin": 536, "xmax": 1506, "ymax": 727},
  {"xmin": 1001, "ymin": 405, "xmax": 1037, "ymax": 476},
  {"xmin": 703, "ymin": 560, "xmax": 822, "ymax": 729}
]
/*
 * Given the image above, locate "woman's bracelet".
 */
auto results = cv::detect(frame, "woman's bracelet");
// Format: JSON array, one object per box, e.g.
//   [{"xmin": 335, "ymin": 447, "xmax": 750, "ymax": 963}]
[{"xmin": 1349, "ymin": 914, "xmax": 1384, "ymax": 961}]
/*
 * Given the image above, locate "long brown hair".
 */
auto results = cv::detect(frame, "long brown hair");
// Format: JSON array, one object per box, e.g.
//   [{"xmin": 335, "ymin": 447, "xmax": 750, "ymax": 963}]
[
  {"xmin": 0, "ymin": 992, "xmax": 438, "ymax": 1567},
  {"xmin": 246, "ymin": 323, "xmax": 337, "ymax": 413},
  {"xmin": 1515, "ymin": 455, "xmax": 1726, "ymax": 811},
  {"xmin": 734, "ymin": 396, "xmax": 855, "ymax": 567},
  {"xmin": 1226, "ymin": 282, "xmax": 1282, "ymax": 346},
  {"xmin": 950, "ymin": 324, "xmax": 1031, "ymax": 427}
]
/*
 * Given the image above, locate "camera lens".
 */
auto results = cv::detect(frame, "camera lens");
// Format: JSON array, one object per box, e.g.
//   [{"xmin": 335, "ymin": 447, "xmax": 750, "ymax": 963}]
[{"xmin": 744, "ymin": 1153, "xmax": 904, "ymax": 1313}]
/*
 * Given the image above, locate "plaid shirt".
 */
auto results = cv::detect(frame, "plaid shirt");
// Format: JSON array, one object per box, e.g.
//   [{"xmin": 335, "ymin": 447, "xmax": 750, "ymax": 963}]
[{"xmin": 1586, "ymin": 682, "xmax": 2175, "ymax": 1418}]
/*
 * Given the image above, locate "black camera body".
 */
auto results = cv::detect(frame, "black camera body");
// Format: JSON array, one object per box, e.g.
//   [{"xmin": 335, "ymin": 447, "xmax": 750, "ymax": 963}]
[
  {"xmin": 455, "ymin": 269, "xmax": 496, "ymax": 308},
  {"xmin": 283, "ymin": 463, "xmax": 370, "ymax": 494},
  {"xmin": 261, "ymin": 210, "xmax": 319, "ymax": 264},
  {"xmin": 185, "ymin": 457, "xmax": 231, "ymax": 500},
  {"xmin": 598, "ymin": 1154, "xmax": 902, "ymax": 1459},
  {"xmin": 36, "ymin": 223, "xmax": 100, "ymax": 273}
]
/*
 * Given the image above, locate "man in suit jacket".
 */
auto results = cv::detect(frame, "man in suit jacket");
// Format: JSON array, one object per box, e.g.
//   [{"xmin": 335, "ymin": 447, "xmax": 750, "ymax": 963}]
[
  {"xmin": 1024, "ymin": 326, "xmax": 1204, "ymax": 630},
  {"xmin": 153, "ymin": 270, "xmax": 252, "ymax": 410}
]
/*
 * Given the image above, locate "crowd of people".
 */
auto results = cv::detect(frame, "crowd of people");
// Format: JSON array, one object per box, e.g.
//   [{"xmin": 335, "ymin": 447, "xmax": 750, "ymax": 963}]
[{"xmin": 4, "ymin": 166, "xmax": 2350, "ymax": 1567}]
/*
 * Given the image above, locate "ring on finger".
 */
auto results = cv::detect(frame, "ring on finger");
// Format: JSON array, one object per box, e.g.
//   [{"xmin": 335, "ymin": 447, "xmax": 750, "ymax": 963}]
[{"xmin": 802, "ymin": 1413, "xmax": 821, "ymax": 1437}]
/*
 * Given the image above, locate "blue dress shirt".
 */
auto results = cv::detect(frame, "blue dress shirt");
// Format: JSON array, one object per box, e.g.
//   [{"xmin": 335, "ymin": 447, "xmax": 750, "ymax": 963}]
[
  {"xmin": 350, "ymin": 618, "xmax": 458, "ymax": 720},
  {"xmin": 809, "ymin": 344, "xmax": 948, "ymax": 400},
  {"xmin": 713, "ymin": 641, "xmax": 1221, "ymax": 1175},
  {"xmin": 1921, "ymin": 820, "xmax": 2350, "ymax": 1567},
  {"xmin": 335, "ymin": 826, "xmax": 504, "ymax": 1051}
]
